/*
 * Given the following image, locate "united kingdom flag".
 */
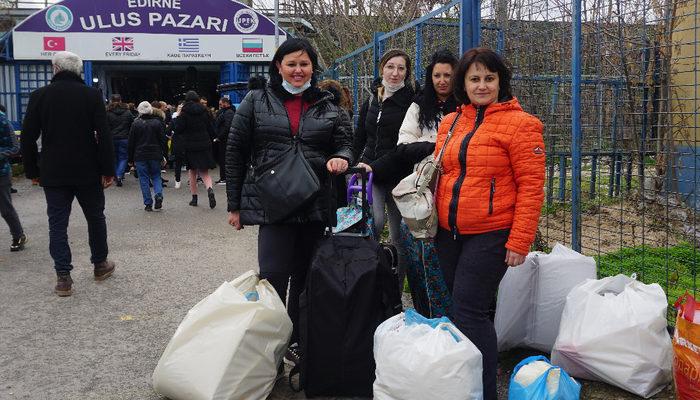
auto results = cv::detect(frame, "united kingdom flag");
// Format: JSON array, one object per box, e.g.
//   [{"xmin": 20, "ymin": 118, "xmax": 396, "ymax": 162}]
[{"xmin": 112, "ymin": 37, "xmax": 134, "ymax": 51}]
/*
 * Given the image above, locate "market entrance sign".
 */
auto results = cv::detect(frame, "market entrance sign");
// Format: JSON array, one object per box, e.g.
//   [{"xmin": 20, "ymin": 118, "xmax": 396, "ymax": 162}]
[{"xmin": 12, "ymin": 0, "xmax": 286, "ymax": 62}]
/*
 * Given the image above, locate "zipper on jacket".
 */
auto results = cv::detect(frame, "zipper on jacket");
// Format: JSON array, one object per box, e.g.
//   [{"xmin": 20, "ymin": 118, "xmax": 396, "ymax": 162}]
[
  {"xmin": 373, "ymin": 97, "xmax": 383, "ymax": 160},
  {"xmin": 488, "ymin": 177, "xmax": 496, "ymax": 215},
  {"xmin": 448, "ymin": 106, "xmax": 485, "ymax": 239}
]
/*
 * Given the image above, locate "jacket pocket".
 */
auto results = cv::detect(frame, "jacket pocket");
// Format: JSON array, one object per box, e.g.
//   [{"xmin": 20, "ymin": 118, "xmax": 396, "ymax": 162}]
[{"xmin": 488, "ymin": 177, "xmax": 495, "ymax": 215}]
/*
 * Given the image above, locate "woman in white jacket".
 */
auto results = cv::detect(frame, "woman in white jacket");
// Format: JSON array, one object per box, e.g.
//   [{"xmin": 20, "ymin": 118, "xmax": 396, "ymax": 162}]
[{"xmin": 360, "ymin": 49, "xmax": 459, "ymax": 317}]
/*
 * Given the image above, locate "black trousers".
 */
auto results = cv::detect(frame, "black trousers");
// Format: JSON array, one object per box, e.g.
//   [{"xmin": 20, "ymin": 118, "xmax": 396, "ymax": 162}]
[
  {"xmin": 258, "ymin": 222, "xmax": 324, "ymax": 344},
  {"xmin": 216, "ymin": 140, "xmax": 227, "ymax": 181},
  {"xmin": 44, "ymin": 184, "xmax": 109, "ymax": 275},
  {"xmin": 436, "ymin": 228, "xmax": 509, "ymax": 400}
]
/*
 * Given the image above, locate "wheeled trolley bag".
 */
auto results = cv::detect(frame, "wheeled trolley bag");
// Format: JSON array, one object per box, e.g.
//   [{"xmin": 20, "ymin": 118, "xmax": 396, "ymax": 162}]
[{"xmin": 292, "ymin": 168, "xmax": 402, "ymax": 398}]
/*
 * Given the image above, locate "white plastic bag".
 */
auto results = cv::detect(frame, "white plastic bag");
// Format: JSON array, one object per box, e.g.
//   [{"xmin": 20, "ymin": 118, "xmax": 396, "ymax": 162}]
[
  {"xmin": 373, "ymin": 309, "xmax": 483, "ymax": 400},
  {"xmin": 496, "ymin": 244, "xmax": 596, "ymax": 352},
  {"xmin": 152, "ymin": 270, "xmax": 292, "ymax": 400},
  {"xmin": 551, "ymin": 274, "xmax": 673, "ymax": 398}
]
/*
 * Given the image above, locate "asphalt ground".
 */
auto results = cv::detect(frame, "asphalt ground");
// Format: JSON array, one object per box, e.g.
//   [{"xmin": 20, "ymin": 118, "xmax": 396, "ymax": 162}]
[{"xmin": 0, "ymin": 170, "xmax": 678, "ymax": 400}]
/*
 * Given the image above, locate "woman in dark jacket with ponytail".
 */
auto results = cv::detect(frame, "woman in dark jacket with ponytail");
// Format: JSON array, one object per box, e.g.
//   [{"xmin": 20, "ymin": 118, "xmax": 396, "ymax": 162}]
[
  {"xmin": 175, "ymin": 90, "xmax": 217, "ymax": 208},
  {"xmin": 225, "ymin": 38, "xmax": 353, "ymax": 363}
]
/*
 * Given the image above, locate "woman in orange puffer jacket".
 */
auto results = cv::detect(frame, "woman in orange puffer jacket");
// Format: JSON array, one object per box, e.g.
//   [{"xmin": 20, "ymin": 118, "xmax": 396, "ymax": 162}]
[{"xmin": 434, "ymin": 48, "xmax": 545, "ymax": 400}]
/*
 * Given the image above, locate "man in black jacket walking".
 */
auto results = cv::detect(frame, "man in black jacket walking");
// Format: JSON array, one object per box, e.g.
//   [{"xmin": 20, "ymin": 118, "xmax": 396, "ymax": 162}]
[
  {"xmin": 106, "ymin": 93, "xmax": 134, "ymax": 186},
  {"xmin": 21, "ymin": 51, "xmax": 116, "ymax": 297},
  {"xmin": 213, "ymin": 97, "xmax": 235, "ymax": 184}
]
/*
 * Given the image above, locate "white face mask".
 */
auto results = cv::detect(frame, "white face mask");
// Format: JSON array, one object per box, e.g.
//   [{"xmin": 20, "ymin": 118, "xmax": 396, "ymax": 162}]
[
  {"xmin": 282, "ymin": 79, "xmax": 311, "ymax": 95},
  {"xmin": 382, "ymin": 78, "xmax": 405, "ymax": 94}
]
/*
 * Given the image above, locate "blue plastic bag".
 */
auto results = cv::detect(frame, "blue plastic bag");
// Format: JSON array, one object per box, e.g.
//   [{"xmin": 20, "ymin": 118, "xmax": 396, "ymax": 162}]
[{"xmin": 508, "ymin": 355, "xmax": 580, "ymax": 400}]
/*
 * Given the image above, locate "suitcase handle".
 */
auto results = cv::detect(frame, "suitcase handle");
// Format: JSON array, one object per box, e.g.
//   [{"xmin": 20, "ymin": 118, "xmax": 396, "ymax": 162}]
[
  {"xmin": 347, "ymin": 171, "xmax": 373, "ymax": 205},
  {"xmin": 326, "ymin": 168, "xmax": 371, "ymax": 236}
]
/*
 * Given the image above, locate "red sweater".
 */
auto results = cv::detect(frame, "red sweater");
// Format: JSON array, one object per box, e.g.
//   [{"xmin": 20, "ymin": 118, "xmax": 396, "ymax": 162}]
[{"xmin": 283, "ymin": 96, "xmax": 308, "ymax": 136}]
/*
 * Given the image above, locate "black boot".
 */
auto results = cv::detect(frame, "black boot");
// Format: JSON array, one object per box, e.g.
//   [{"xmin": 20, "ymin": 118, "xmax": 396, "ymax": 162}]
[{"xmin": 189, "ymin": 194, "xmax": 198, "ymax": 207}]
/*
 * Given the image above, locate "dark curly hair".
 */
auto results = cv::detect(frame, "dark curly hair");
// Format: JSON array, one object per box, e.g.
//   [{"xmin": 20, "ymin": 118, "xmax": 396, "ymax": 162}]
[{"xmin": 417, "ymin": 49, "xmax": 459, "ymax": 131}]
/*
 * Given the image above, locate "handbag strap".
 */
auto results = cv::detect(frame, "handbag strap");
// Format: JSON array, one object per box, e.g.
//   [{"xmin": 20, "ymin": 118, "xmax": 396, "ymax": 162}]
[
  {"xmin": 434, "ymin": 109, "xmax": 462, "ymax": 165},
  {"xmin": 414, "ymin": 110, "xmax": 462, "ymax": 195}
]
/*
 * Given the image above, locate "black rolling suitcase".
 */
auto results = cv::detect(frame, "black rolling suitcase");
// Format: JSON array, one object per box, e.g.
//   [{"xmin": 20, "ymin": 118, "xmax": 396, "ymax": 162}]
[{"xmin": 292, "ymin": 168, "xmax": 402, "ymax": 398}]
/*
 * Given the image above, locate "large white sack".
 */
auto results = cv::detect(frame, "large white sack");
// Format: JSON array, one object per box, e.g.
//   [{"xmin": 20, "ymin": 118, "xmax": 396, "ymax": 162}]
[
  {"xmin": 495, "ymin": 252, "xmax": 539, "ymax": 351},
  {"xmin": 373, "ymin": 310, "xmax": 483, "ymax": 400},
  {"xmin": 551, "ymin": 274, "xmax": 673, "ymax": 398},
  {"xmin": 496, "ymin": 243, "xmax": 597, "ymax": 352},
  {"xmin": 152, "ymin": 270, "xmax": 292, "ymax": 400}
]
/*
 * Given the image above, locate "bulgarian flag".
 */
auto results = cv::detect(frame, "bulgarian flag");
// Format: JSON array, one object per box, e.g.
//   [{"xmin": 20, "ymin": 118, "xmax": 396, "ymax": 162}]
[{"xmin": 242, "ymin": 38, "xmax": 263, "ymax": 53}]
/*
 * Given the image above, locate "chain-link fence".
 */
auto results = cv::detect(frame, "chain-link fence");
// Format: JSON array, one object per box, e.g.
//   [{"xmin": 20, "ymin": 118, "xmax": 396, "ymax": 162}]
[{"xmin": 327, "ymin": 0, "xmax": 700, "ymax": 310}]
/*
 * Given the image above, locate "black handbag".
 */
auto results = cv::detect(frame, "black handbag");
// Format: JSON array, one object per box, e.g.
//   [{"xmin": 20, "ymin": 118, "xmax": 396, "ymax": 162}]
[{"xmin": 255, "ymin": 141, "xmax": 320, "ymax": 223}]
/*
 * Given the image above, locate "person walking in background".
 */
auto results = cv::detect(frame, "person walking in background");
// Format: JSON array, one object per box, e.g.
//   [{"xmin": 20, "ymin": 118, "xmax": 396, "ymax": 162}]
[
  {"xmin": 226, "ymin": 38, "xmax": 352, "ymax": 365},
  {"xmin": 21, "ymin": 51, "xmax": 116, "ymax": 297},
  {"xmin": 361, "ymin": 49, "xmax": 459, "ymax": 317},
  {"xmin": 354, "ymin": 49, "xmax": 415, "ymax": 288},
  {"xmin": 106, "ymin": 94, "xmax": 134, "ymax": 187},
  {"xmin": 434, "ymin": 48, "xmax": 545, "ymax": 399},
  {"xmin": 175, "ymin": 90, "xmax": 217, "ymax": 208},
  {"xmin": 168, "ymin": 102, "xmax": 185, "ymax": 189},
  {"xmin": 0, "ymin": 104, "xmax": 27, "ymax": 252},
  {"xmin": 128, "ymin": 101, "xmax": 168, "ymax": 211},
  {"xmin": 213, "ymin": 97, "xmax": 235, "ymax": 185}
]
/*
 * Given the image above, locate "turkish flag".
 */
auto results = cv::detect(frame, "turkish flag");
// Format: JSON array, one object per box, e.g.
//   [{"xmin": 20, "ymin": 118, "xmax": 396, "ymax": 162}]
[{"xmin": 43, "ymin": 37, "xmax": 65, "ymax": 51}]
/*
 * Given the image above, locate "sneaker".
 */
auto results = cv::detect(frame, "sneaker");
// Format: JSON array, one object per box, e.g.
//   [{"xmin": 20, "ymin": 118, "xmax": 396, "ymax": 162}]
[
  {"xmin": 10, "ymin": 234, "xmax": 28, "ymax": 252},
  {"xmin": 10, "ymin": 187, "xmax": 17, "ymax": 194},
  {"xmin": 174, "ymin": 180, "xmax": 181, "ymax": 189},
  {"xmin": 55, "ymin": 274, "xmax": 73, "ymax": 297},
  {"xmin": 189, "ymin": 195, "xmax": 198, "ymax": 207},
  {"xmin": 207, "ymin": 188, "xmax": 216, "ymax": 209},
  {"xmin": 284, "ymin": 343, "xmax": 302, "ymax": 367},
  {"xmin": 162, "ymin": 178, "xmax": 169, "ymax": 183},
  {"xmin": 94, "ymin": 260, "xmax": 116, "ymax": 281},
  {"xmin": 154, "ymin": 195, "xmax": 163, "ymax": 210},
  {"xmin": 116, "ymin": 178, "xmax": 123, "ymax": 187},
  {"xmin": 145, "ymin": 204, "xmax": 153, "ymax": 212},
  {"xmin": 217, "ymin": 180, "xmax": 226, "ymax": 186}
]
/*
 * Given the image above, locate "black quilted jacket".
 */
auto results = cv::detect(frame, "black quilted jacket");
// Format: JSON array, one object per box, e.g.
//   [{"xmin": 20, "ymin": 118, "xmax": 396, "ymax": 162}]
[
  {"xmin": 225, "ymin": 86, "xmax": 354, "ymax": 225},
  {"xmin": 353, "ymin": 85, "xmax": 414, "ymax": 163}
]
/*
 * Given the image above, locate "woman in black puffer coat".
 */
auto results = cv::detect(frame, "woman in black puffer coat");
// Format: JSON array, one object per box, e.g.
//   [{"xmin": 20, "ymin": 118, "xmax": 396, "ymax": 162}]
[
  {"xmin": 225, "ymin": 38, "xmax": 353, "ymax": 358},
  {"xmin": 175, "ymin": 90, "xmax": 217, "ymax": 208}
]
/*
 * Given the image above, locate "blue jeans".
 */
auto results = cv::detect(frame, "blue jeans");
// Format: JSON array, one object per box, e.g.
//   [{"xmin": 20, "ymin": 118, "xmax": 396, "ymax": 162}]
[
  {"xmin": 135, "ymin": 160, "xmax": 162, "ymax": 205},
  {"xmin": 114, "ymin": 139, "xmax": 129, "ymax": 179},
  {"xmin": 44, "ymin": 184, "xmax": 108, "ymax": 275}
]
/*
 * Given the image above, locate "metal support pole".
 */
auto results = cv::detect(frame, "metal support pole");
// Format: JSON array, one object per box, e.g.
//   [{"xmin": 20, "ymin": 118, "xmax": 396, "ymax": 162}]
[
  {"xmin": 274, "ymin": 0, "xmax": 280, "ymax": 48},
  {"xmin": 559, "ymin": 155, "xmax": 567, "ymax": 202},
  {"xmin": 352, "ymin": 56, "xmax": 359, "ymax": 128},
  {"xmin": 13, "ymin": 64, "xmax": 21, "ymax": 124},
  {"xmin": 460, "ymin": 0, "xmax": 473, "ymax": 54},
  {"xmin": 415, "ymin": 24, "xmax": 423, "ymax": 82},
  {"xmin": 373, "ymin": 32, "xmax": 384, "ymax": 79},
  {"xmin": 571, "ymin": 0, "xmax": 582, "ymax": 251}
]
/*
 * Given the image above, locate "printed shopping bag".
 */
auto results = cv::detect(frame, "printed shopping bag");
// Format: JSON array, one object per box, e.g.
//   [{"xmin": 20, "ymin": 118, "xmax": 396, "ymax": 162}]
[{"xmin": 673, "ymin": 293, "xmax": 700, "ymax": 400}]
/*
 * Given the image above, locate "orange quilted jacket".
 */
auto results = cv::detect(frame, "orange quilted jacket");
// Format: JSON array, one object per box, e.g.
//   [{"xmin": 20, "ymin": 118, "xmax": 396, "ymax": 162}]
[{"xmin": 434, "ymin": 98, "xmax": 545, "ymax": 255}]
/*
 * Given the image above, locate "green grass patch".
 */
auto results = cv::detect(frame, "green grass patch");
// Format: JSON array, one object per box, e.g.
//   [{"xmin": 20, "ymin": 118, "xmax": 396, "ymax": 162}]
[{"xmin": 596, "ymin": 243, "xmax": 700, "ymax": 319}]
